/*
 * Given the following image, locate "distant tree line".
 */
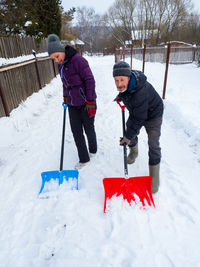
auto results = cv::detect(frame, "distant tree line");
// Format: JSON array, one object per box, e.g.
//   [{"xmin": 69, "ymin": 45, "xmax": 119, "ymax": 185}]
[
  {"xmin": 74, "ymin": 0, "xmax": 200, "ymax": 52},
  {"xmin": 0, "ymin": 0, "xmax": 200, "ymax": 53}
]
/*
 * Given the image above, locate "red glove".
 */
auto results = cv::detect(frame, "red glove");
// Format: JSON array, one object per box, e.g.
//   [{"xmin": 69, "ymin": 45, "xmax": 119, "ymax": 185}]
[{"xmin": 85, "ymin": 100, "xmax": 97, "ymax": 117}]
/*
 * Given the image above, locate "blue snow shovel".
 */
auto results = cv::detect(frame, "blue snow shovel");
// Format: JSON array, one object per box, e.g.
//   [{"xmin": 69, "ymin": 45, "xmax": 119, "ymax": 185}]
[{"xmin": 39, "ymin": 102, "xmax": 79, "ymax": 194}]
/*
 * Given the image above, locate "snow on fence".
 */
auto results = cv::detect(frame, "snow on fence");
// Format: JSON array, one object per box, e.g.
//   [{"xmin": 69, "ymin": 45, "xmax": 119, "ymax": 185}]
[
  {"xmin": 0, "ymin": 36, "xmax": 59, "ymax": 117},
  {"xmin": 0, "ymin": 55, "xmax": 58, "ymax": 117}
]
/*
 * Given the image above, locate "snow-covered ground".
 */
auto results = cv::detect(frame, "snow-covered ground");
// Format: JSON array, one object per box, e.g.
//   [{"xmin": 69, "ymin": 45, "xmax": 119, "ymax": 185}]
[{"xmin": 0, "ymin": 55, "xmax": 200, "ymax": 267}]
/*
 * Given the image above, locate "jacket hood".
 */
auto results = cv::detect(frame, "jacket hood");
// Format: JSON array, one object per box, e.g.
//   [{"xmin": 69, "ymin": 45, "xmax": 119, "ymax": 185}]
[
  {"xmin": 118, "ymin": 70, "xmax": 147, "ymax": 98},
  {"xmin": 132, "ymin": 70, "xmax": 147, "ymax": 90},
  {"xmin": 127, "ymin": 73, "xmax": 136, "ymax": 92},
  {"xmin": 64, "ymin": 45, "xmax": 77, "ymax": 60}
]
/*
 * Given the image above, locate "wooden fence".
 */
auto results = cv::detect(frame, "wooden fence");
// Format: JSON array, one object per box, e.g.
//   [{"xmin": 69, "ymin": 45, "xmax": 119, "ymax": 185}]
[
  {"xmin": 0, "ymin": 35, "xmax": 48, "ymax": 58},
  {"xmin": 0, "ymin": 56, "xmax": 58, "ymax": 117},
  {"xmin": 0, "ymin": 35, "xmax": 60, "ymax": 117}
]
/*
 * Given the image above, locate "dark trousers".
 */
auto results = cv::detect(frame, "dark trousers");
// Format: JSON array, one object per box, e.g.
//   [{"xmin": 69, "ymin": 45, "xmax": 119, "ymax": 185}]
[
  {"xmin": 129, "ymin": 117, "xmax": 162, "ymax": 165},
  {"xmin": 68, "ymin": 106, "xmax": 97, "ymax": 163}
]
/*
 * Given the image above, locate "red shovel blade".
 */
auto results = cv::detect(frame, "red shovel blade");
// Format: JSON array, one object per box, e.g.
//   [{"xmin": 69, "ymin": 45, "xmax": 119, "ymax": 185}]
[{"xmin": 103, "ymin": 176, "xmax": 155, "ymax": 212}]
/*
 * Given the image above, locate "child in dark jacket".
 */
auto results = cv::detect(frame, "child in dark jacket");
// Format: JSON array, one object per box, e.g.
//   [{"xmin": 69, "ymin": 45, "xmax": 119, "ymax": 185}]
[
  {"xmin": 48, "ymin": 34, "xmax": 97, "ymax": 170},
  {"xmin": 113, "ymin": 61, "xmax": 164, "ymax": 193}
]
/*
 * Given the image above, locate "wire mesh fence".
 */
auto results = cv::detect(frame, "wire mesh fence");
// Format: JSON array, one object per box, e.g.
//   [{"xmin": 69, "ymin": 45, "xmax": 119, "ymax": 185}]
[{"xmin": 115, "ymin": 45, "xmax": 200, "ymax": 65}]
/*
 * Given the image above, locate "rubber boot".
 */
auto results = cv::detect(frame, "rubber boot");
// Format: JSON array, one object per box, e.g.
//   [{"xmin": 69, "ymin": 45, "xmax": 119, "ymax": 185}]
[
  {"xmin": 127, "ymin": 143, "xmax": 138, "ymax": 164},
  {"xmin": 149, "ymin": 164, "xmax": 160, "ymax": 193}
]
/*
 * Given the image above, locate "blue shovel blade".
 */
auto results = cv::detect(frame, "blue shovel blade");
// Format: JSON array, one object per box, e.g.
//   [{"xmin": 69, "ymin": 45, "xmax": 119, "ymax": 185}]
[
  {"xmin": 60, "ymin": 170, "xmax": 79, "ymax": 190},
  {"xmin": 39, "ymin": 170, "xmax": 79, "ymax": 194}
]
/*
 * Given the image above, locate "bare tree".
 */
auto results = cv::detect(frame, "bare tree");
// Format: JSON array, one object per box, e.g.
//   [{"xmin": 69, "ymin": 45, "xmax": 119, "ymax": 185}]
[
  {"xmin": 75, "ymin": 6, "xmax": 104, "ymax": 54},
  {"xmin": 136, "ymin": 0, "xmax": 159, "ymax": 44},
  {"xmin": 61, "ymin": 7, "xmax": 78, "ymax": 41},
  {"xmin": 105, "ymin": 0, "xmax": 137, "ymax": 45},
  {"xmin": 105, "ymin": 0, "xmax": 195, "ymax": 46},
  {"xmin": 172, "ymin": 11, "xmax": 200, "ymax": 43}
]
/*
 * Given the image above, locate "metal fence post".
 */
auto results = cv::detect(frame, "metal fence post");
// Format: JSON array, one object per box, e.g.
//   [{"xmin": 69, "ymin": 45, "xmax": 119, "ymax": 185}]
[
  {"xmin": 123, "ymin": 46, "xmax": 125, "ymax": 61},
  {"xmin": 130, "ymin": 45, "xmax": 133, "ymax": 69},
  {"xmin": 142, "ymin": 44, "xmax": 146, "ymax": 73},
  {"xmin": 0, "ymin": 81, "xmax": 10, "ymax": 116},
  {"xmin": 162, "ymin": 43, "xmax": 171, "ymax": 99}
]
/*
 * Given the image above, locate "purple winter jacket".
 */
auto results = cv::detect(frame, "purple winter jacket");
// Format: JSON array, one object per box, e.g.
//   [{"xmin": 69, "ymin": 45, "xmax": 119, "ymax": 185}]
[{"xmin": 58, "ymin": 46, "xmax": 96, "ymax": 106}]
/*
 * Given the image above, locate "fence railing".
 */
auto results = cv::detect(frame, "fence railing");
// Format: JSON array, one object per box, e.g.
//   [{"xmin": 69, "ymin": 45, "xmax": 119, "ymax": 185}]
[
  {"xmin": 1, "ymin": 36, "xmax": 200, "ymax": 117},
  {"xmin": 0, "ymin": 55, "xmax": 58, "ymax": 117},
  {"xmin": 0, "ymin": 35, "xmax": 59, "ymax": 118},
  {"xmin": 115, "ymin": 43, "xmax": 200, "ymax": 100},
  {"xmin": 115, "ymin": 45, "xmax": 200, "ymax": 65}
]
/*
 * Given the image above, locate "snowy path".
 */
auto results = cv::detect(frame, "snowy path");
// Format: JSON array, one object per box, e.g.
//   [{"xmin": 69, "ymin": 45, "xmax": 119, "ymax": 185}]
[{"xmin": 0, "ymin": 56, "xmax": 200, "ymax": 267}]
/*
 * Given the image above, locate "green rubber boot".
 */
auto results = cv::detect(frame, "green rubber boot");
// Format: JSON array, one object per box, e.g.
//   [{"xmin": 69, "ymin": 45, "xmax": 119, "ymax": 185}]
[
  {"xmin": 127, "ymin": 143, "xmax": 138, "ymax": 164},
  {"xmin": 149, "ymin": 164, "xmax": 160, "ymax": 193}
]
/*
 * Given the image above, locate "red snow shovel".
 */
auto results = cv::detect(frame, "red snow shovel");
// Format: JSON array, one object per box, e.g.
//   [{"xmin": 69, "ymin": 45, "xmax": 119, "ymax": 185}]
[{"xmin": 103, "ymin": 101, "xmax": 155, "ymax": 212}]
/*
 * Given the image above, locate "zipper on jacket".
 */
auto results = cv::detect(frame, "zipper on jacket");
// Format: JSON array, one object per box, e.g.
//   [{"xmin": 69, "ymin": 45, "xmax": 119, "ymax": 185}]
[
  {"xmin": 69, "ymin": 91, "xmax": 73, "ymax": 105},
  {"xmin": 80, "ymin": 87, "xmax": 86, "ymax": 101}
]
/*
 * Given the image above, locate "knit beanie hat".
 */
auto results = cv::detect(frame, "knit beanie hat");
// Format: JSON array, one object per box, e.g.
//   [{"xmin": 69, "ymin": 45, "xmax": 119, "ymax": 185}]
[
  {"xmin": 48, "ymin": 34, "xmax": 65, "ymax": 56},
  {"xmin": 113, "ymin": 61, "xmax": 131, "ymax": 77}
]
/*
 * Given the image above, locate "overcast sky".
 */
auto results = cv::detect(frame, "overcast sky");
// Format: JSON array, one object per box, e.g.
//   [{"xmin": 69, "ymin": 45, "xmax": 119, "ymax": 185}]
[
  {"xmin": 191, "ymin": 0, "xmax": 200, "ymax": 11},
  {"xmin": 62, "ymin": 0, "xmax": 200, "ymax": 14},
  {"xmin": 62, "ymin": 0, "xmax": 114, "ymax": 14}
]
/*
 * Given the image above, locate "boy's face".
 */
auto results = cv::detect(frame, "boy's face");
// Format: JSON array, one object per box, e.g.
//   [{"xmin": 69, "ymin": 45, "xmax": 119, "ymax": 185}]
[
  {"xmin": 50, "ymin": 52, "xmax": 65, "ymax": 64},
  {"xmin": 114, "ymin": 76, "xmax": 130, "ymax": 93}
]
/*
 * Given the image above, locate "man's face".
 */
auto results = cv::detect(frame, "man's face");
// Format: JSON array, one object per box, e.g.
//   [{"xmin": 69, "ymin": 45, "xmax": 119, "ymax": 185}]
[
  {"xmin": 50, "ymin": 52, "xmax": 65, "ymax": 64},
  {"xmin": 114, "ymin": 76, "xmax": 130, "ymax": 93}
]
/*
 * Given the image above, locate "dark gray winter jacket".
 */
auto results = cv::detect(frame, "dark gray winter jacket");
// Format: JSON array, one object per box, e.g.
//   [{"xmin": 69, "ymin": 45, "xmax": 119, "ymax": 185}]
[{"xmin": 118, "ymin": 70, "xmax": 164, "ymax": 140}]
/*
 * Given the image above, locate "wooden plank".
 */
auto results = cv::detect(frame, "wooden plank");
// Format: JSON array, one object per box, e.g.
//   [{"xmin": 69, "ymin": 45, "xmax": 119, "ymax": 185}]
[
  {"xmin": 0, "ymin": 56, "xmax": 59, "ymax": 117},
  {"xmin": 0, "ymin": 56, "xmax": 50, "ymax": 72}
]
